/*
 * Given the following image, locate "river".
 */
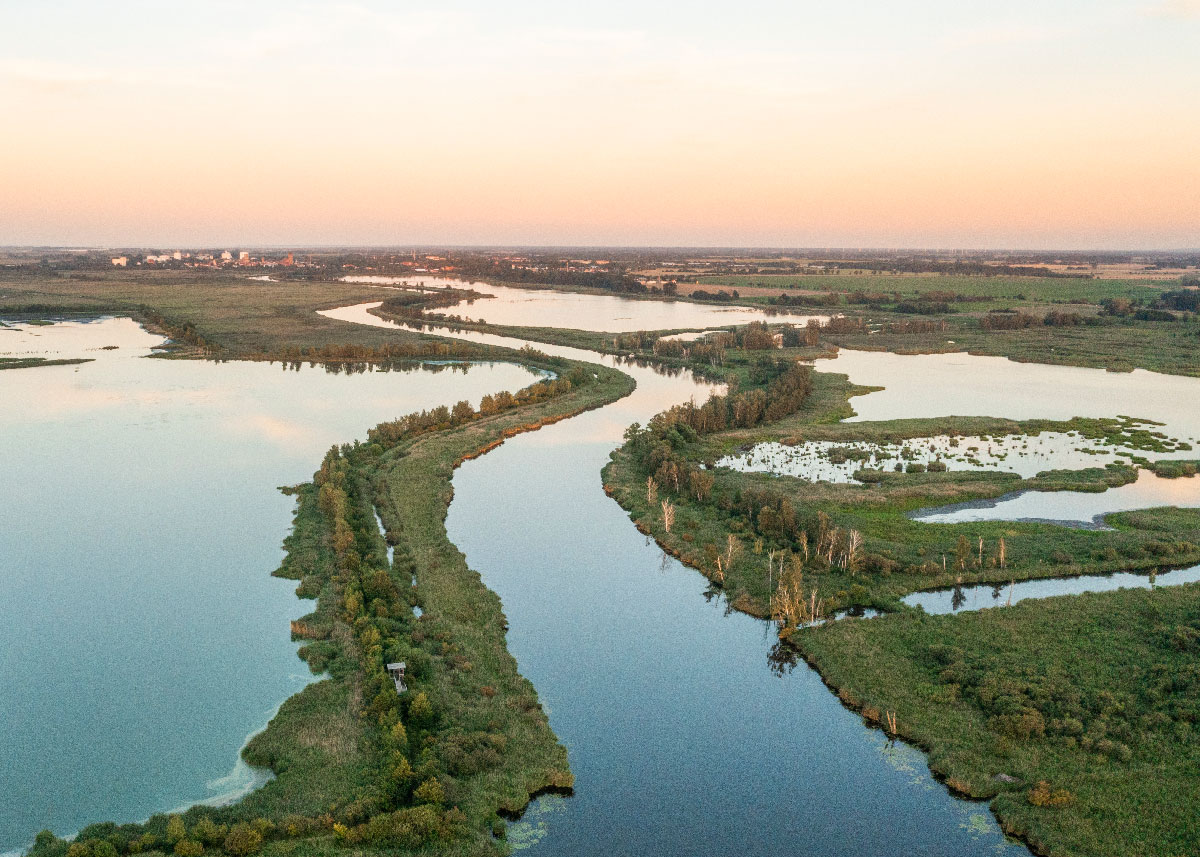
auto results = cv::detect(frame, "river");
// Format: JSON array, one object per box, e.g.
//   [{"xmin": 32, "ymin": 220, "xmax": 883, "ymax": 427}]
[{"xmin": 324, "ymin": 301, "xmax": 1030, "ymax": 855}]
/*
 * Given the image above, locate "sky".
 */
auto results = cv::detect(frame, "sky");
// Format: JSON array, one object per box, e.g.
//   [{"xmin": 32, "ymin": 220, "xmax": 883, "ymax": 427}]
[{"xmin": 1, "ymin": 0, "xmax": 1198, "ymax": 249}]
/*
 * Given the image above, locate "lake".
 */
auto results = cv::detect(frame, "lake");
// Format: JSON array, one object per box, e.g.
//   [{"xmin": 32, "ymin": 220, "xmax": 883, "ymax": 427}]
[{"xmin": 0, "ymin": 317, "xmax": 542, "ymax": 853}]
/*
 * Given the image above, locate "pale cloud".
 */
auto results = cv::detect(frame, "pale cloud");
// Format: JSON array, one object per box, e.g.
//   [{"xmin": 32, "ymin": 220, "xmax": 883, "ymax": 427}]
[
  {"xmin": 1146, "ymin": 0, "xmax": 1200, "ymax": 17},
  {"xmin": 0, "ymin": 58, "xmax": 114, "ymax": 84},
  {"xmin": 940, "ymin": 24, "xmax": 1059, "ymax": 49}
]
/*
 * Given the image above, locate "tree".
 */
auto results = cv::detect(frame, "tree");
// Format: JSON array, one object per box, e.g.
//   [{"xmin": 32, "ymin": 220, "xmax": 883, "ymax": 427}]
[
  {"xmin": 956, "ymin": 535, "xmax": 971, "ymax": 570},
  {"xmin": 192, "ymin": 817, "xmax": 226, "ymax": 847},
  {"xmin": 846, "ymin": 530, "xmax": 863, "ymax": 573},
  {"xmin": 408, "ymin": 691, "xmax": 434, "ymax": 724},
  {"xmin": 661, "ymin": 500, "xmax": 676, "ymax": 533}
]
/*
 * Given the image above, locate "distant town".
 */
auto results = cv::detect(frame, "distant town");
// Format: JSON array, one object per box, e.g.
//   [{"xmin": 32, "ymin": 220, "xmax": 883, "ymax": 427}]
[{"xmin": 7, "ymin": 247, "xmax": 1199, "ymax": 299}]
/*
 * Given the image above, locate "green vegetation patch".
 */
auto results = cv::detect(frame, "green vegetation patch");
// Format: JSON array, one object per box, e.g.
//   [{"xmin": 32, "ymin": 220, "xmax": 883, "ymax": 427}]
[
  {"xmin": 798, "ymin": 584, "xmax": 1200, "ymax": 857},
  {"xmin": 601, "ymin": 337, "xmax": 1200, "ymax": 857}
]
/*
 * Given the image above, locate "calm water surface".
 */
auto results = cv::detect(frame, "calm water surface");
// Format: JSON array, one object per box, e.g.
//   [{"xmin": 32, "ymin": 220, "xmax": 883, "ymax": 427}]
[
  {"xmin": 805, "ymin": 350, "xmax": 1200, "ymax": 522},
  {"xmin": 0, "ymin": 317, "xmax": 542, "ymax": 852},
  {"xmin": 904, "ymin": 563, "xmax": 1200, "ymax": 615},
  {"xmin": 914, "ymin": 469, "xmax": 1200, "ymax": 526}
]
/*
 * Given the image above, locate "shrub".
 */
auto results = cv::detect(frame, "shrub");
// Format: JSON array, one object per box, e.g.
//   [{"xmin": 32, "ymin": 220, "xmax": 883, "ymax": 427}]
[
  {"xmin": 191, "ymin": 818, "xmax": 226, "ymax": 847},
  {"xmin": 413, "ymin": 777, "xmax": 446, "ymax": 806},
  {"xmin": 172, "ymin": 841, "xmax": 203, "ymax": 857},
  {"xmin": 1028, "ymin": 781, "xmax": 1074, "ymax": 808},
  {"xmin": 408, "ymin": 691, "xmax": 434, "ymax": 724},
  {"xmin": 223, "ymin": 824, "xmax": 263, "ymax": 856}
]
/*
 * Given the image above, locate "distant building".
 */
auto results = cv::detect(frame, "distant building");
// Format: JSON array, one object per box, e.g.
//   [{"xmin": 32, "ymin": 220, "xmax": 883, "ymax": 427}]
[
  {"xmin": 173, "ymin": 251, "xmax": 182, "ymax": 261},
  {"xmin": 221, "ymin": 250, "xmax": 233, "ymax": 262},
  {"xmin": 111, "ymin": 256, "xmax": 127, "ymax": 267},
  {"xmin": 386, "ymin": 662, "xmax": 407, "ymax": 693},
  {"xmin": 238, "ymin": 251, "xmax": 250, "ymax": 262}
]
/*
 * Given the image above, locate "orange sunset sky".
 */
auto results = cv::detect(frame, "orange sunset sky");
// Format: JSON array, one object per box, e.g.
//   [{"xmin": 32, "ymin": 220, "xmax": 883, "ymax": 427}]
[{"xmin": 2, "ymin": 1, "xmax": 1198, "ymax": 248}]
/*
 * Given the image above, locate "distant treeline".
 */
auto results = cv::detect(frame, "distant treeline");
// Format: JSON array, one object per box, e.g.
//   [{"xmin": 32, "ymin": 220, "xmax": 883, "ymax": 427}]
[
  {"xmin": 449, "ymin": 259, "xmax": 647, "ymax": 293},
  {"xmin": 768, "ymin": 290, "xmax": 986, "ymax": 313},
  {"xmin": 815, "ymin": 260, "xmax": 1091, "ymax": 278}
]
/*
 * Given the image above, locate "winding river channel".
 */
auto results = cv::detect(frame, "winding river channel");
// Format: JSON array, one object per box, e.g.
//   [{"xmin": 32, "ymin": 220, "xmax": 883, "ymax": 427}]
[{"xmin": 323, "ymin": 302, "xmax": 1033, "ymax": 855}]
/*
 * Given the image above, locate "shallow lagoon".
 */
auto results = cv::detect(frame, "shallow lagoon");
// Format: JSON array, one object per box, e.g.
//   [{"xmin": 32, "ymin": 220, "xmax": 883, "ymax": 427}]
[
  {"xmin": 0, "ymin": 318, "xmax": 542, "ymax": 852},
  {"xmin": 717, "ymin": 430, "xmax": 1178, "ymax": 484}
]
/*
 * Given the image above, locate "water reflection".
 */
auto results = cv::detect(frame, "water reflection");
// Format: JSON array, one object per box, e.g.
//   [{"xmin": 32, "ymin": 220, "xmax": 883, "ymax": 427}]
[
  {"xmin": 913, "ymin": 469, "xmax": 1200, "ymax": 526},
  {"xmin": 826, "ymin": 349, "xmax": 1200, "ymax": 446},
  {"xmin": 0, "ymin": 316, "xmax": 165, "ymax": 360}
]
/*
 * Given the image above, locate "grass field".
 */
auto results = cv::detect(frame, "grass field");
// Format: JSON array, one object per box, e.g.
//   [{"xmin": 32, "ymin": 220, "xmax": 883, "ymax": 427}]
[{"xmin": 0, "ymin": 270, "xmax": 444, "ymax": 355}]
